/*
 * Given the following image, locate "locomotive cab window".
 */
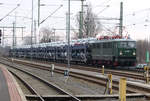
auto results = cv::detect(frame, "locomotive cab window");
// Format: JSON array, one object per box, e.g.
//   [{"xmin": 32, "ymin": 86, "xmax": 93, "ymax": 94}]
[
  {"xmin": 128, "ymin": 42, "xmax": 136, "ymax": 48},
  {"xmin": 118, "ymin": 41, "xmax": 136, "ymax": 48}
]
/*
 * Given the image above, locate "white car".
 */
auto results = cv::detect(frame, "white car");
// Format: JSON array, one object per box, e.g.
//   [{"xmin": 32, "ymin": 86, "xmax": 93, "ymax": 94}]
[{"xmin": 136, "ymin": 64, "xmax": 147, "ymax": 70}]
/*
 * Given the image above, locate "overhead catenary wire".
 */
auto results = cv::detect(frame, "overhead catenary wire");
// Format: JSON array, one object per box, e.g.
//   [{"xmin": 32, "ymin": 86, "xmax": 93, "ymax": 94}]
[
  {"xmin": 8, "ymin": 15, "xmax": 32, "ymax": 20},
  {"xmin": 100, "ymin": 0, "xmax": 112, "ymax": 5},
  {"xmin": 125, "ymin": 21, "xmax": 149, "ymax": 27},
  {"xmin": 40, "ymin": 5, "xmax": 63, "ymax": 25},
  {"xmin": 124, "ymin": 8, "xmax": 150, "ymax": 17},
  {"xmin": 101, "ymin": 24, "xmax": 117, "ymax": 35},
  {"xmin": 94, "ymin": 0, "xmax": 112, "ymax": 15},
  {"xmin": 97, "ymin": 5, "xmax": 110, "ymax": 15},
  {"xmin": 124, "ymin": 16, "xmax": 150, "ymax": 27},
  {"xmin": 40, "ymin": 4, "xmax": 63, "ymax": 7},
  {"xmin": 0, "ymin": 4, "xmax": 20, "ymax": 22}
]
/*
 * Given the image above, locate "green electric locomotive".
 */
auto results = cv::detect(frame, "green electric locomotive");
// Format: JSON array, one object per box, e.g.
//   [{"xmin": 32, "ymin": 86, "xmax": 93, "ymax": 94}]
[{"xmin": 87, "ymin": 36, "xmax": 136, "ymax": 66}]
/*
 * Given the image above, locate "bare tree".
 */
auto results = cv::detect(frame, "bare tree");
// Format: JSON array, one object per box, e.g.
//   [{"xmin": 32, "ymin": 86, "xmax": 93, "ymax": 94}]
[
  {"xmin": 0, "ymin": 46, "xmax": 10, "ymax": 57},
  {"xmin": 23, "ymin": 36, "xmax": 32, "ymax": 45},
  {"xmin": 40, "ymin": 27, "xmax": 61, "ymax": 43},
  {"xmin": 40, "ymin": 27, "xmax": 54, "ymax": 43},
  {"xmin": 76, "ymin": 4, "xmax": 102, "ymax": 38},
  {"xmin": 136, "ymin": 39, "xmax": 150, "ymax": 63}
]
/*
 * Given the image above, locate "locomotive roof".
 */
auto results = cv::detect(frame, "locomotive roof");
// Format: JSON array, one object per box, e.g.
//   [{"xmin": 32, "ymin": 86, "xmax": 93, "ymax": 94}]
[{"xmin": 91, "ymin": 38, "xmax": 135, "ymax": 43}]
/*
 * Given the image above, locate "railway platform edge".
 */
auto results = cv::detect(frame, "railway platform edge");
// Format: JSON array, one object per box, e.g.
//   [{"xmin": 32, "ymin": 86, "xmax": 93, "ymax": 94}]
[{"xmin": 0, "ymin": 64, "xmax": 27, "ymax": 101}]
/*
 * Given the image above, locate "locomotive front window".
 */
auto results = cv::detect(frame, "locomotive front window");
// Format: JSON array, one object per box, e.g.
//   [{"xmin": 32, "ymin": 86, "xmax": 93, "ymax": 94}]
[
  {"xmin": 128, "ymin": 42, "xmax": 136, "ymax": 48},
  {"xmin": 118, "ymin": 42, "xmax": 127, "ymax": 48},
  {"xmin": 118, "ymin": 41, "xmax": 136, "ymax": 48}
]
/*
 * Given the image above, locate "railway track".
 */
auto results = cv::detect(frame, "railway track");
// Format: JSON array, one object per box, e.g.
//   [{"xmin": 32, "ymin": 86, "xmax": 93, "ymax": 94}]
[
  {"xmin": 0, "ymin": 60, "xmax": 81, "ymax": 101},
  {"xmin": 9, "ymin": 69, "xmax": 45, "ymax": 101},
  {"xmin": 10, "ymin": 57, "xmax": 146, "ymax": 81},
  {"xmin": 6, "ymin": 57, "xmax": 146, "ymax": 81},
  {"xmin": 2, "ymin": 57, "xmax": 150, "ymax": 94},
  {"xmin": 1, "ymin": 57, "xmax": 150, "ymax": 101},
  {"xmin": 54, "ymin": 63, "xmax": 146, "ymax": 81}
]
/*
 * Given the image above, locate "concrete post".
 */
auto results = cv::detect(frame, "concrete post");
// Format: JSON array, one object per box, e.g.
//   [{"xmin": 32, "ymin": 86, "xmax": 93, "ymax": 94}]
[
  {"xmin": 102, "ymin": 65, "xmax": 104, "ymax": 75},
  {"xmin": 119, "ymin": 78, "xmax": 126, "ymax": 101},
  {"xmin": 107, "ymin": 74, "xmax": 112, "ymax": 94},
  {"xmin": 144, "ymin": 66, "xmax": 149, "ymax": 84},
  {"xmin": 51, "ymin": 64, "xmax": 55, "ymax": 77}
]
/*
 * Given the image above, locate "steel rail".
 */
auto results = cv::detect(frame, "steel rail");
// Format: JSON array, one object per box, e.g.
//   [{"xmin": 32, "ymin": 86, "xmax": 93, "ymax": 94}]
[
  {"xmin": 12, "ymin": 58, "xmax": 146, "ymax": 80},
  {"xmin": 0, "ymin": 58, "xmax": 139, "ymax": 93},
  {"xmin": 0, "ymin": 60, "xmax": 81, "ymax": 101},
  {"xmin": 7, "ymin": 58, "xmax": 150, "ymax": 94},
  {"xmin": 1, "ymin": 58, "xmax": 150, "ymax": 100},
  {"xmin": 25, "ymin": 93, "xmax": 148, "ymax": 100},
  {"xmin": 8, "ymin": 70, "xmax": 45, "ymax": 101},
  {"xmin": 3, "ymin": 57, "xmax": 145, "ymax": 80},
  {"xmin": 1, "ymin": 59, "xmax": 148, "ymax": 100}
]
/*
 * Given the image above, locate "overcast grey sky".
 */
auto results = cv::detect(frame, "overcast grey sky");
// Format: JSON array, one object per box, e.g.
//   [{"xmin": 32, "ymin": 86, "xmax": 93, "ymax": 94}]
[{"xmin": 0, "ymin": 0, "xmax": 150, "ymax": 46}]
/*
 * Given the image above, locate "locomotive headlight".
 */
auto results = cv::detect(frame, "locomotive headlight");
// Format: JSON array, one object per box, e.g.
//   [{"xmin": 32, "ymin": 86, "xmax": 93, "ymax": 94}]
[
  {"xmin": 120, "ymin": 51, "xmax": 123, "ymax": 55},
  {"xmin": 133, "ymin": 52, "xmax": 136, "ymax": 55}
]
